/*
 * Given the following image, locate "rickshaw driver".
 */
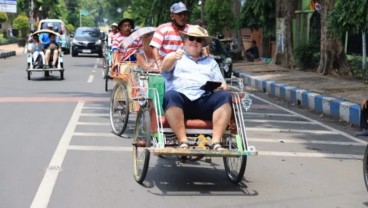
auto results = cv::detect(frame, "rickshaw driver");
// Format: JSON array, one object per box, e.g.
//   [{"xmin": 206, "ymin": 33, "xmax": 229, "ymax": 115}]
[
  {"xmin": 150, "ymin": 1, "xmax": 190, "ymax": 68},
  {"xmin": 161, "ymin": 25, "xmax": 232, "ymax": 151},
  {"xmin": 39, "ymin": 23, "xmax": 54, "ymax": 49}
]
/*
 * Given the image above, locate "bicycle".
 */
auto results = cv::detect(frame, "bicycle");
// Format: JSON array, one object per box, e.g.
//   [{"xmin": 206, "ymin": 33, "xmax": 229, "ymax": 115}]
[{"xmin": 102, "ymin": 46, "xmax": 113, "ymax": 92}]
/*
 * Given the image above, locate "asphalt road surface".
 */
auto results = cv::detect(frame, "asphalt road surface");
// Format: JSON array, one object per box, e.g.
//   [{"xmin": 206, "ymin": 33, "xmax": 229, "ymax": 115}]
[{"xmin": 0, "ymin": 53, "xmax": 367, "ymax": 208}]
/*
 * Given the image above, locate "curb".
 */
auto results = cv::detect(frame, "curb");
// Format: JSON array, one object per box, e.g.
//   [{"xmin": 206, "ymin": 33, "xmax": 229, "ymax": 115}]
[
  {"xmin": 234, "ymin": 70, "xmax": 361, "ymax": 127},
  {"xmin": 0, "ymin": 51, "xmax": 16, "ymax": 59}
]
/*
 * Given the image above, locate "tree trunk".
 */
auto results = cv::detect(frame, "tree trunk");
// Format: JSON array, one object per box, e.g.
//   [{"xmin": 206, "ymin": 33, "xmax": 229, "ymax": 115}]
[
  {"xmin": 274, "ymin": 0, "xmax": 295, "ymax": 68},
  {"xmin": 316, "ymin": 0, "xmax": 350, "ymax": 76}
]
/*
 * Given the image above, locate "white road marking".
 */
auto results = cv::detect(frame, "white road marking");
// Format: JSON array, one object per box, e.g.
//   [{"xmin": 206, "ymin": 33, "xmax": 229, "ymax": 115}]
[
  {"xmin": 80, "ymin": 113, "xmax": 109, "ymax": 116},
  {"xmin": 259, "ymin": 151, "xmax": 362, "ymax": 159},
  {"xmin": 245, "ymin": 119, "xmax": 315, "ymax": 124},
  {"xmin": 250, "ymin": 94, "xmax": 368, "ymax": 145},
  {"xmin": 31, "ymin": 102, "xmax": 84, "ymax": 208},
  {"xmin": 68, "ymin": 145, "xmax": 132, "ymax": 151},
  {"xmin": 249, "ymin": 138, "xmax": 366, "ymax": 146},
  {"xmin": 66, "ymin": 145, "xmax": 363, "ymax": 159},
  {"xmin": 246, "ymin": 127, "xmax": 339, "ymax": 134},
  {"xmin": 83, "ymin": 106, "xmax": 107, "ymax": 110},
  {"xmin": 73, "ymin": 132, "xmax": 116, "ymax": 137},
  {"xmin": 87, "ymin": 74, "xmax": 94, "ymax": 83},
  {"xmin": 244, "ymin": 112, "xmax": 298, "ymax": 117},
  {"xmin": 77, "ymin": 122, "xmax": 110, "ymax": 126}
]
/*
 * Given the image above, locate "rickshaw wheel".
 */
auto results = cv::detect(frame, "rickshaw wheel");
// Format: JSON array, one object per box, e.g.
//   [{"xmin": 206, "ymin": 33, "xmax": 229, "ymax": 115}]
[
  {"xmin": 363, "ymin": 145, "xmax": 368, "ymax": 191},
  {"xmin": 223, "ymin": 137, "xmax": 247, "ymax": 184},
  {"xmin": 60, "ymin": 71, "xmax": 64, "ymax": 80},
  {"xmin": 44, "ymin": 71, "xmax": 50, "ymax": 77},
  {"xmin": 110, "ymin": 82, "xmax": 129, "ymax": 136},
  {"xmin": 133, "ymin": 108, "xmax": 151, "ymax": 183}
]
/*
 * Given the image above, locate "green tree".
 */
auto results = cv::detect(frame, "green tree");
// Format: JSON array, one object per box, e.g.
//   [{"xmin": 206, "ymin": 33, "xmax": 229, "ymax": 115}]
[
  {"xmin": 240, "ymin": 0, "xmax": 275, "ymax": 38},
  {"xmin": 205, "ymin": 0, "xmax": 234, "ymax": 35},
  {"xmin": 328, "ymin": 0, "xmax": 368, "ymax": 75},
  {"xmin": 66, "ymin": 23, "xmax": 75, "ymax": 33},
  {"xmin": 13, "ymin": 15, "xmax": 30, "ymax": 38},
  {"xmin": 0, "ymin": 12, "xmax": 8, "ymax": 23}
]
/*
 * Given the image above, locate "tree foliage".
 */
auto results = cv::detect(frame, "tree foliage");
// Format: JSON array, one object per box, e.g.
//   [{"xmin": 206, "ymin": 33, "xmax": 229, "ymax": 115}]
[
  {"xmin": 240, "ymin": 0, "xmax": 276, "ymax": 37},
  {"xmin": 205, "ymin": 0, "xmax": 234, "ymax": 35},
  {"xmin": 0, "ymin": 12, "xmax": 8, "ymax": 23},
  {"xmin": 328, "ymin": 0, "xmax": 368, "ymax": 36},
  {"xmin": 13, "ymin": 15, "xmax": 30, "ymax": 38}
]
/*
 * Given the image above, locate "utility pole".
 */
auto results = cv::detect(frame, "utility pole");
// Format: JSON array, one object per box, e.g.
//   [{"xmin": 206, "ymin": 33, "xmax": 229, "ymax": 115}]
[{"xmin": 29, "ymin": 0, "xmax": 34, "ymax": 31}]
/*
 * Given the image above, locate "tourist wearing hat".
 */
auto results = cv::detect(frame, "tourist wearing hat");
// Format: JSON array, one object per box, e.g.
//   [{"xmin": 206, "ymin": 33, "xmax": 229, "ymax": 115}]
[
  {"xmin": 108, "ymin": 22, "xmax": 118, "ymax": 48},
  {"xmin": 150, "ymin": 1, "xmax": 190, "ymax": 68},
  {"xmin": 161, "ymin": 25, "xmax": 231, "ymax": 151},
  {"xmin": 112, "ymin": 18, "xmax": 141, "ymax": 64}
]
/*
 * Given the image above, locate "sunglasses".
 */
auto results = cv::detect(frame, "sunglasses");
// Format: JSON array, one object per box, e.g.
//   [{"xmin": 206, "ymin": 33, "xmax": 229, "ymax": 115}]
[{"xmin": 188, "ymin": 36, "xmax": 203, "ymax": 43}]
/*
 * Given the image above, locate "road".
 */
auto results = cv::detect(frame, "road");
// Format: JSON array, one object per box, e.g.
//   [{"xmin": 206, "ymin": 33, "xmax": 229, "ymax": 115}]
[{"xmin": 0, "ymin": 54, "xmax": 367, "ymax": 208}]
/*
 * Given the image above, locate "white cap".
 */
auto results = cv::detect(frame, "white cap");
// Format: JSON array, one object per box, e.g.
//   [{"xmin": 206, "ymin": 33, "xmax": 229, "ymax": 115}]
[{"xmin": 111, "ymin": 23, "xmax": 118, "ymax": 27}]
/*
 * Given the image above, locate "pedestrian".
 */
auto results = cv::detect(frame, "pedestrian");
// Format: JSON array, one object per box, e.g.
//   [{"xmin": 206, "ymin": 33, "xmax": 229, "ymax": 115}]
[
  {"xmin": 108, "ymin": 22, "xmax": 118, "ymax": 49},
  {"xmin": 150, "ymin": 1, "xmax": 190, "ymax": 68},
  {"xmin": 356, "ymin": 99, "xmax": 368, "ymax": 136}
]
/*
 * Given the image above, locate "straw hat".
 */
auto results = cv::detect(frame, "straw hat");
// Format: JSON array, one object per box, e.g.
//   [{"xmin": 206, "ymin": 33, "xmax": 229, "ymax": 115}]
[{"xmin": 179, "ymin": 25, "xmax": 213, "ymax": 46}]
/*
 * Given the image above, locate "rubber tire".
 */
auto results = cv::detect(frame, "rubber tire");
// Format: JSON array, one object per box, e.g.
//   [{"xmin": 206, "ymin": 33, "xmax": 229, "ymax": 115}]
[
  {"xmin": 364, "ymin": 145, "xmax": 368, "ymax": 191},
  {"xmin": 105, "ymin": 77, "xmax": 109, "ymax": 92},
  {"xmin": 27, "ymin": 71, "xmax": 31, "ymax": 80},
  {"xmin": 60, "ymin": 71, "xmax": 64, "ymax": 80},
  {"xmin": 72, "ymin": 49, "xmax": 77, "ymax": 57},
  {"xmin": 223, "ymin": 156, "xmax": 247, "ymax": 184},
  {"xmin": 44, "ymin": 71, "xmax": 50, "ymax": 77},
  {"xmin": 109, "ymin": 82, "xmax": 130, "ymax": 136},
  {"xmin": 223, "ymin": 136, "xmax": 247, "ymax": 184},
  {"xmin": 133, "ymin": 108, "xmax": 151, "ymax": 183}
]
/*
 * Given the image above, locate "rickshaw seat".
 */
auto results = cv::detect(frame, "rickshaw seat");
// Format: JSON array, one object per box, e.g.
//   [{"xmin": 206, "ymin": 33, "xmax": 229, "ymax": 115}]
[{"xmin": 159, "ymin": 116, "xmax": 213, "ymax": 129}]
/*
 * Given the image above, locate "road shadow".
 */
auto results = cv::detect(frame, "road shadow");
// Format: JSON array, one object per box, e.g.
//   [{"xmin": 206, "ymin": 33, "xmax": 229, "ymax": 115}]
[{"xmin": 140, "ymin": 156, "xmax": 258, "ymax": 197}]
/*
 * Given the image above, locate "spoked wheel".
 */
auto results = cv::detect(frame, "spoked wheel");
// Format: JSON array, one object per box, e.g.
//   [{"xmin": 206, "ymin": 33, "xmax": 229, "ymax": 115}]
[
  {"xmin": 363, "ymin": 145, "xmax": 368, "ymax": 191},
  {"xmin": 109, "ymin": 82, "xmax": 129, "ymax": 136},
  {"xmin": 133, "ymin": 108, "xmax": 151, "ymax": 183},
  {"xmin": 223, "ymin": 136, "xmax": 247, "ymax": 184}
]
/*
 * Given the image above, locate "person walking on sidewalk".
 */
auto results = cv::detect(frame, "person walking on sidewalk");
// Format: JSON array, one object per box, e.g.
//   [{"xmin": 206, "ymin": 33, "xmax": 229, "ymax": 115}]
[{"xmin": 356, "ymin": 99, "xmax": 368, "ymax": 136}]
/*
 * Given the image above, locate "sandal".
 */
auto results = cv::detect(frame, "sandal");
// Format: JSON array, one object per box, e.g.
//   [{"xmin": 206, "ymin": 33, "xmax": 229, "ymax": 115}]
[
  {"xmin": 178, "ymin": 141, "xmax": 189, "ymax": 149},
  {"xmin": 212, "ymin": 142, "xmax": 226, "ymax": 151}
]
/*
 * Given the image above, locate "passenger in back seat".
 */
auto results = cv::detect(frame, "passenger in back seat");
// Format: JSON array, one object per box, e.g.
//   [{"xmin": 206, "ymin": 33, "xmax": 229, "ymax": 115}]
[{"xmin": 161, "ymin": 25, "xmax": 231, "ymax": 151}]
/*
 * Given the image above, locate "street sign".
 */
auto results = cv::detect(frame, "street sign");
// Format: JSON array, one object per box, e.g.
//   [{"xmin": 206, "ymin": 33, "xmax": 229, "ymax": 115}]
[{"xmin": 80, "ymin": 9, "xmax": 89, "ymax": 16}]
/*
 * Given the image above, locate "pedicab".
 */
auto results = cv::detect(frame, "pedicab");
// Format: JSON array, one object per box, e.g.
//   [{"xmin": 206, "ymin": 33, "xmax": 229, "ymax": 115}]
[
  {"xmin": 131, "ymin": 71, "xmax": 258, "ymax": 184},
  {"xmin": 108, "ymin": 27, "xmax": 156, "ymax": 136},
  {"xmin": 26, "ymin": 29, "xmax": 65, "ymax": 80}
]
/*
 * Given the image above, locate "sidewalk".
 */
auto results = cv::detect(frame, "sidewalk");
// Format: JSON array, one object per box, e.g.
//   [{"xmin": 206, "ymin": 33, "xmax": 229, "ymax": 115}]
[
  {"xmin": 233, "ymin": 61, "xmax": 366, "ymax": 127},
  {"xmin": 0, "ymin": 43, "xmax": 24, "ymax": 58}
]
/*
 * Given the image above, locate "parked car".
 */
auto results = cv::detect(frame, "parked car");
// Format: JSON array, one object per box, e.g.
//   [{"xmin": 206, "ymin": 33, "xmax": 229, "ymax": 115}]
[
  {"xmin": 71, "ymin": 27, "xmax": 105, "ymax": 57},
  {"xmin": 210, "ymin": 38, "xmax": 233, "ymax": 78},
  {"xmin": 38, "ymin": 19, "xmax": 72, "ymax": 54}
]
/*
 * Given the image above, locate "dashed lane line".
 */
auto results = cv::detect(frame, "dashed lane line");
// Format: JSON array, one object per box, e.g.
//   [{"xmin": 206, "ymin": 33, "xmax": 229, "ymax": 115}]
[
  {"xmin": 87, "ymin": 74, "xmax": 94, "ymax": 83},
  {"xmin": 250, "ymin": 94, "xmax": 368, "ymax": 145},
  {"xmin": 31, "ymin": 101, "xmax": 84, "ymax": 208},
  {"xmin": 249, "ymin": 138, "xmax": 366, "ymax": 146}
]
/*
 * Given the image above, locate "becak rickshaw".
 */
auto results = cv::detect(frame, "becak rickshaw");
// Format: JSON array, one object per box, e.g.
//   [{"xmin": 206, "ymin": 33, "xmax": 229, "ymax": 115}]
[{"xmin": 26, "ymin": 29, "xmax": 65, "ymax": 80}]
